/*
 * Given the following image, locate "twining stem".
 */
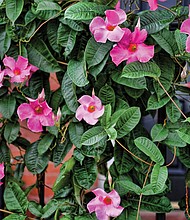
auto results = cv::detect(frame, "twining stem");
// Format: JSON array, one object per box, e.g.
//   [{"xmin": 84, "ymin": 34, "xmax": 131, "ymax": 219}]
[
  {"xmin": 136, "ymin": 161, "xmax": 153, "ymax": 220},
  {"xmin": 0, "ymin": 209, "xmax": 36, "ymax": 220},
  {"xmin": 157, "ymin": 78, "xmax": 187, "ymax": 119},
  {"xmin": 116, "ymin": 140, "xmax": 152, "ymax": 166},
  {"xmin": 166, "ymin": 146, "xmax": 176, "ymax": 167},
  {"xmin": 186, "ymin": 184, "xmax": 190, "ymax": 218}
]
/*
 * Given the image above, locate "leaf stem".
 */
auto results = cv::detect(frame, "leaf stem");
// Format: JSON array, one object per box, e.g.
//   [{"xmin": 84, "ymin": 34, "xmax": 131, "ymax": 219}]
[
  {"xmin": 166, "ymin": 146, "xmax": 176, "ymax": 167},
  {"xmin": 0, "ymin": 209, "xmax": 36, "ymax": 220},
  {"xmin": 186, "ymin": 184, "xmax": 190, "ymax": 218}
]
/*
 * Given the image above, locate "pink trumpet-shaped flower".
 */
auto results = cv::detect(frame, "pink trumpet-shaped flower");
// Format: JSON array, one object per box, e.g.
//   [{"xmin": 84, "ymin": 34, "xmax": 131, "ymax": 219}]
[
  {"xmin": 76, "ymin": 94, "xmax": 104, "ymax": 125},
  {"xmin": 0, "ymin": 66, "xmax": 5, "ymax": 88},
  {"xmin": 0, "ymin": 164, "xmax": 4, "ymax": 186},
  {"xmin": 17, "ymin": 89, "xmax": 55, "ymax": 132},
  {"xmin": 89, "ymin": 4, "xmax": 126, "ymax": 43},
  {"xmin": 147, "ymin": 0, "xmax": 167, "ymax": 11},
  {"xmin": 180, "ymin": 5, "xmax": 190, "ymax": 52},
  {"xmin": 87, "ymin": 188, "xmax": 124, "ymax": 220},
  {"xmin": 3, "ymin": 55, "xmax": 38, "ymax": 83},
  {"xmin": 110, "ymin": 26, "xmax": 154, "ymax": 65}
]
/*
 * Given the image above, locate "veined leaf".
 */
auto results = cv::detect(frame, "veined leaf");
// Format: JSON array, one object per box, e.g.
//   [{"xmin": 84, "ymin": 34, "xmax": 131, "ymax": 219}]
[
  {"xmin": 28, "ymin": 201, "xmax": 42, "ymax": 218},
  {"xmin": 174, "ymin": 29, "xmax": 187, "ymax": 54},
  {"xmin": 36, "ymin": 1, "xmax": 61, "ymax": 11},
  {"xmin": 65, "ymin": 2, "xmax": 108, "ymax": 20},
  {"xmin": 163, "ymin": 132, "xmax": 186, "ymax": 148},
  {"xmin": 81, "ymin": 126, "xmax": 107, "ymax": 146},
  {"xmin": 4, "ymin": 122, "xmax": 20, "ymax": 144},
  {"xmin": 166, "ymin": 98, "xmax": 181, "ymax": 123},
  {"xmin": 6, "ymin": 0, "xmax": 24, "ymax": 24},
  {"xmin": 115, "ymin": 107, "xmax": 141, "ymax": 138},
  {"xmin": 3, "ymin": 214, "xmax": 26, "ymax": 220},
  {"xmin": 150, "ymin": 124, "xmax": 168, "ymax": 142},
  {"xmin": 38, "ymin": 133, "xmax": 55, "ymax": 155},
  {"xmin": 0, "ymin": 25, "xmax": 11, "ymax": 59},
  {"xmin": 150, "ymin": 164, "xmax": 168, "ymax": 193},
  {"xmin": 4, "ymin": 182, "xmax": 28, "ymax": 214},
  {"xmin": 41, "ymin": 199, "xmax": 59, "ymax": 219},
  {"xmin": 69, "ymin": 122, "xmax": 84, "ymax": 149},
  {"xmin": 98, "ymin": 84, "xmax": 115, "ymax": 107},
  {"xmin": 177, "ymin": 128, "xmax": 190, "ymax": 145},
  {"xmin": 100, "ymin": 104, "xmax": 112, "ymax": 128},
  {"xmin": 0, "ymin": 141, "xmax": 10, "ymax": 163},
  {"xmin": 134, "ymin": 137, "xmax": 164, "ymax": 165},
  {"xmin": 122, "ymin": 62, "xmax": 161, "ymax": 79},
  {"xmin": 147, "ymin": 94, "xmax": 170, "ymax": 110},
  {"xmin": 0, "ymin": 95, "xmax": 16, "ymax": 119}
]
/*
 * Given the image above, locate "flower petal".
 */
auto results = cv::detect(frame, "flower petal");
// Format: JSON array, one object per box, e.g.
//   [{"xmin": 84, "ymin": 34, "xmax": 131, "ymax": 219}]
[
  {"xmin": 115, "ymin": 9, "xmax": 127, "ymax": 24},
  {"xmin": 83, "ymin": 113, "xmax": 99, "ymax": 125},
  {"xmin": 95, "ymin": 207, "xmax": 109, "ymax": 220},
  {"xmin": 110, "ymin": 45, "xmax": 129, "ymax": 66},
  {"xmin": 186, "ymin": 35, "xmax": 190, "ymax": 53},
  {"xmin": 136, "ymin": 44, "xmax": 154, "ymax": 63},
  {"xmin": 40, "ymin": 101, "xmax": 53, "ymax": 116},
  {"xmin": 180, "ymin": 19, "xmax": 190, "ymax": 35},
  {"xmin": 16, "ymin": 56, "xmax": 28, "ymax": 70},
  {"xmin": 40, "ymin": 112, "xmax": 55, "ymax": 127},
  {"xmin": 90, "ymin": 17, "xmax": 106, "ymax": 34},
  {"xmin": 147, "ymin": 0, "xmax": 158, "ymax": 11},
  {"xmin": 94, "ymin": 29, "xmax": 109, "ymax": 43},
  {"xmin": 76, "ymin": 105, "xmax": 86, "ymax": 121},
  {"xmin": 92, "ymin": 188, "xmax": 109, "ymax": 197},
  {"xmin": 105, "ymin": 10, "xmax": 120, "ymax": 26},
  {"xmin": 17, "ymin": 103, "xmax": 34, "ymax": 121},
  {"xmin": 0, "ymin": 164, "xmax": 4, "ymax": 179},
  {"xmin": 131, "ymin": 28, "xmax": 147, "ymax": 44},
  {"xmin": 108, "ymin": 189, "xmax": 121, "ymax": 206},
  {"xmin": 78, "ymin": 95, "xmax": 94, "ymax": 106},
  {"xmin": 105, "ymin": 205, "xmax": 124, "ymax": 217},
  {"xmin": 87, "ymin": 197, "xmax": 103, "ymax": 213},
  {"xmin": 27, "ymin": 117, "xmax": 43, "ymax": 132},
  {"xmin": 107, "ymin": 26, "xmax": 125, "ymax": 42},
  {"xmin": 3, "ymin": 56, "xmax": 16, "ymax": 71},
  {"xmin": 92, "ymin": 106, "xmax": 104, "ymax": 118}
]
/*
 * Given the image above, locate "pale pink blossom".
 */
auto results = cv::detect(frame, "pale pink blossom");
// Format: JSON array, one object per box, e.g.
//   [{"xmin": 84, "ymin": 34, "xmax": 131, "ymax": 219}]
[
  {"xmin": 76, "ymin": 94, "xmax": 104, "ymax": 125},
  {"xmin": 110, "ymin": 27, "xmax": 154, "ymax": 65},
  {"xmin": 147, "ymin": 0, "xmax": 167, "ymax": 11},
  {"xmin": 17, "ymin": 89, "xmax": 55, "ymax": 132},
  {"xmin": 180, "ymin": 5, "xmax": 190, "ymax": 52},
  {"xmin": 3, "ymin": 55, "xmax": 38, "ymax": 83},
  {"xmin": 0, "ymin": 66, "xmax": 5, "ymax": 88},
  {"xmin": 87, "ymin": 188, "xmax": 124, "ymax": 220},
  {"xmin": 0, "ymin": 163, "xmax": 4, "ymax": 186},
  {"xmin": 89, "ymin": 4, "xmax": 126, "ymax": 43}
]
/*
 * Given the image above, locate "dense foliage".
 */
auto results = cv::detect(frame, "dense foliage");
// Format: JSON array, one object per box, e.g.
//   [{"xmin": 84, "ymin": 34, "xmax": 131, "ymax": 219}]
[{"xmin": 0, "ymin": 0, "xmax": 190, "ymax": 219}]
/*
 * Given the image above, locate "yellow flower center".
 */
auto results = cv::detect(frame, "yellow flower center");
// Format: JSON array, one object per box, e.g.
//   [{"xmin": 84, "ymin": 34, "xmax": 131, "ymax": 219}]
[
  {"xmin": 88, "ymin": 105, "xmax": 96, "ymax": 113},
  {"xmin": 14, "ymin": 68, "xmax": 21, "ymax": 75},
  {"xmin": 34, "ymin": 106, "xmax": 43, "ymax": 114},
  {"xmin": 128, "ymin": 43, "xmax": 137, "ymax": 52}
]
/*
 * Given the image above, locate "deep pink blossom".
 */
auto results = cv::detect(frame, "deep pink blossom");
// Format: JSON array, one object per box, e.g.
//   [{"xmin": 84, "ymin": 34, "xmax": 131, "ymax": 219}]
[
  {"xmin": 180, "ymin": 5, "xmax": 190, "ymax": 52},
  {"xmin": 89, "ymin": 4, "xmax": 126, "ymax": 43},
  {"xmin": 87, "ymin": 188, "xmax": 124, "ymax": 220},
  {"xmin": 76, "ymin": 94, "xmax": 104, "ymax": 125},
  {"xmin": 147, "ymin": 0, "xmax": 167, "ymax": 11},
  {"xmin": 17, "ymin": 89, "xmax": 55, "ymax": 132},
  {"xmin": 0, "ymin": 164, "xmax": 4, "ymax": 186},
  {"xmin": 0, "ymin": 66, "xmax": 5, "ymax": 88},
  {"xmin": 3, "ymin": 55, "xmax": 38, "ymax": 83},
  {"xmin": 110, "ymin": 27, "xmax": 154, "ymax": 65}
]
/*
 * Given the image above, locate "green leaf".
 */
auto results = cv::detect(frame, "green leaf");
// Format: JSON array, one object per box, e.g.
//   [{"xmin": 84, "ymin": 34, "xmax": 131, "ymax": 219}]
[
  {"xmin": 177, "ymin": 128, "xmax": 190, "ymax": 145},
  {"xmin": 139, "ymin": 9, "xmax": 175, "ymax": 34},
  {"xmin": 36, "ymin": 1, "xmax": 61, "ymax": 11},
  {"xmin": 28, "ymin": 201, "xmax": 42, "ymax": 218},
  {"xmin": 4, "ymin": 182, "xmax": 28, "ymax": 214},
  {"xmin": 0, "ymin": 95, "xmax": 16, "ymax": 119},
  {"xmin": 134, "ymin": 137, "xmax": 164, "ymax": 165},
  {"xmin": 115, "ymin": 179, "xmax": 142, "ymax": 196},
  {"xmin": 174, "ymin": 29, "xmax": 187, "ymax": 54},
  {"xmin": 0, "ymin": 25, "xmax": 11, "ymax": 59},
  {"xmin": 6, "ymin": 0, "xmax": 24, "ymax": 24},
  {"xmin": 163, "ymin": 132, "xmax": 186, "ymax": 148},
  {"xmin": 122, "ymin": 62, "xmax": 161, "ymax": 79},
  {"xmin": 150, "ymin": 124, "xmax": 168, "ymax": 142},
  {"xmin": 28, "ymin": 38, "xmax": 61, "ymax": 73},
  {"xmin": 64, "ymin": 2, "xmax": 108, "ymax": 20},
  {"xmin": 3, "ymin": 214, "xmax": 26, "ymax": 220},
  {"xmin": 38, "ymin": 133, "xmax": 54, "ymax": 155},
  {"xmin": 74, "ymin": 157, "xmax": 97, "ymax": 189},
  {"xmin": 60, "ymin": 18, "xmax": 84, "ymax": 31},
  {"xmin": 124, "ymin": 87, "xmax": 144, "ymax": 99},
  {"xmin": 81, "ymin": 126, "xmax": 107, "ymax": 146},
  {"xmin": 69, "ymin": 122, "xmax": 84, "ymax": 149},
  {"xmin": 41, "ymin": 199, "xmax": 59, "ymax": 219},
  {"xmin": 0, "ymin": 141, "xmax": 10, "ymax": 163},
  {"xmin": 115, "ymin": 107, "xmax": 141, "ymax": 138},
  {"xmin": 150, "ymin": 164, "xmax": 168, "ymax": 193},
  {"xmin": 4, "ymin": 122, "xmax": 20, "ymax": 144},
  {"xmin": 25, "ymin": 141, "xmax": 49, "ymax": 174},
  {"xmin": 105, "ymin": 127, "xmax": 117, "ymax": 141},
  {"xmin": 98, "ymin": 84, "xmax": 115, "ymax": 107},
  {"xmin": 147, "ymin": 94, "xmax": 170, "ymax": 110},
  {"xmin": 61, "ymin": 72, "xmax": 78, "ymax": 113},
  {"xmin": 100, "ymin": 104, "xmax": 111, "ymax": 128},
  {"xmin": 67, "ymin": 59, "xmax": 89, "ymax": 87},
  {"xmin": 151, "ymin": 29, "xmax": 179, "ymax": 56},
  {"xmin": 85, "ymin": 38, "xmax": 113, "ymax": 68},
  {"xmin": 166, "ymin": 98, "xmax": 181, "ymax": 123}
]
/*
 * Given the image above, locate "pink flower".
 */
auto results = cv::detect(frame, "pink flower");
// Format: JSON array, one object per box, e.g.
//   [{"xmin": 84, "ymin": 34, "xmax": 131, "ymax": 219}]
[
  {"xmin": 180, "ymin": 5, "xmax": 190, "ymax": 52},
  {"xmin": 3, "ymin": 55, "xmax": 38, "ymax": 83},
  {"xmin": 87, "ymin": 188, "xmax": 124, "ymax": 220},
  {"xmin": 76, "ymin": 94, "xmax": 104, "ymax": 125},
  {"xmin": 110, "ymin": 27, "xmax": 154, "ymax": 65},
  {"xmin": 0, "ymin": 66, "xmax": 5, "ymax": 88},
  {"xmin": 147, "ymin": 0, "xmax": 167, "ymax": 11},
  {"xmin": 0, "ymin": 163, "xmax": 4, "ymax": 186},
  {"xmin": 17, "ymin": 89, "xmax": 55, "ymax": 132},
  {"xmin": 89, "ymin": 5, "xmax": 126, "ymax": 43}
]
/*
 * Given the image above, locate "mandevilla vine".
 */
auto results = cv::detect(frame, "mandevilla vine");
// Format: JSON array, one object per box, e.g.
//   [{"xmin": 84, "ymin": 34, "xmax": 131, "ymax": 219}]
[{"xmin": 1, "ymin": 0, "xmax": 190, "ymax": 219}]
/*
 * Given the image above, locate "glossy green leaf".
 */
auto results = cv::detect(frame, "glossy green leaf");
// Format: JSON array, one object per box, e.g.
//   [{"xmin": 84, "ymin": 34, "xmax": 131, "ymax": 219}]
[
  {"xmin": 61, "ymin": 72, "xmax": 78, "ymax": 113},
  {"xmin": 151, "ymin": 124, "xmax": 168, "ymax": 142},
  {"xmin": 41, "ymin": 199, "xmax": 59, "ymax": 219},
  {"xmin": 6, "ymin": 0, "xmax": 24, "ymax": 24},
  {"xmin": 98, "ymin": 84, "xmax": 115, "ymax": 107},
  {"xmin": 0, "ymin": 95, "xmax": 16, "ymax": 119},
  {"xmin": 100, "ymin": 104, "xmax": 112, "ymax": 128},
  {"xmin": 4, "ymin": 122, "xmax": 20, "ymax": 144},
  {"xmin": 115, "ymin": 107, "xmax": 141, "ymax": 138},
  {"xmin": 28, "ymin": 201, "xmax": 42, "ymax": 218},
  {"xmin": 0, "ymin": 141, "xmax": 10, "ymax": 163},
  {"xmin": 25, "ymin": 141, "xmax": 49, "ymax": 174},
  {"xmin": 151, "ymin": 164, "xmax": 168, "ymax": 193},
  {"xmin": 38, "ymin": 133, "xmax": 54, "ymax": 155},
  {"xmin": 3, "ymin": 214, "xmax": 26, "ymax": 220},
  {"xmin": 122, "ymin": 62, "xmax": 161, "ymax": 79},
  {"xmin": 163, "ymin": 132, "xmax": 186, "ymax": 147},
  {"xmin": 67, "ymin": 59, "xmax": 89, "ymax": 87},
  {"xmin": 166, "ymin": 98, "xmax": 181, "ymax": 123},
  {"xmin": 81, "ymin": 126, "xmax": 107, "ymax": 146},
  {"xmin": 105, "ymin": 127, "xmax": 117, "ymax": 141},
  {"xmin": 28, "ymin": 38, "xmax": 61, "ymax": 73},
  {"xmin": 4, "ymin": 182, "xmax": 28, "ymax": 214},
  {"xmin": 142, "ymin": 183, "xmax": 167, "ymax": 195},
  {"xmin": 74, "ymin": 157, "xmax": 97, "ymax": 189},
  {"xmin": 85, "ymin": 37, "xmax": 113, "ymax": 68},
  {"xmin": 124, "ymin": 87, "xmax": 145, "ymax": 99},
  {"xmin": 64, "ymin": 2, "xmax": 108, "ymax": 20},
  {"xmin": 147, "ymin": 94, "xmax": 170, "ymax": 110},
  {"xmin": 36, "ymin": 1, "xmax": 61, "ymax": 11},
  {"xmin": 139, "ymin": 9, "xmax": 175, "ymax": 34},
  {"xmin": 60, "ymin": 18, "xmax": 84, "ymax": 31},
  {"xmin": 174, "ymin": 29, "xmax": 187, "ymax": 54},
  {"xmin": 69, "ymin": 122, "xmax": 84, "ymax": 149},
  {"xmin": 0, "ymin": 25, "xmax": 11, "ymax": 59},
  {"xmin": 134, "ymin": 137, "xmax": 164, "ymax": 165},
  {"xmin": 177, "ymin": 128, "xmax": 190, "ymax": 145}
]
